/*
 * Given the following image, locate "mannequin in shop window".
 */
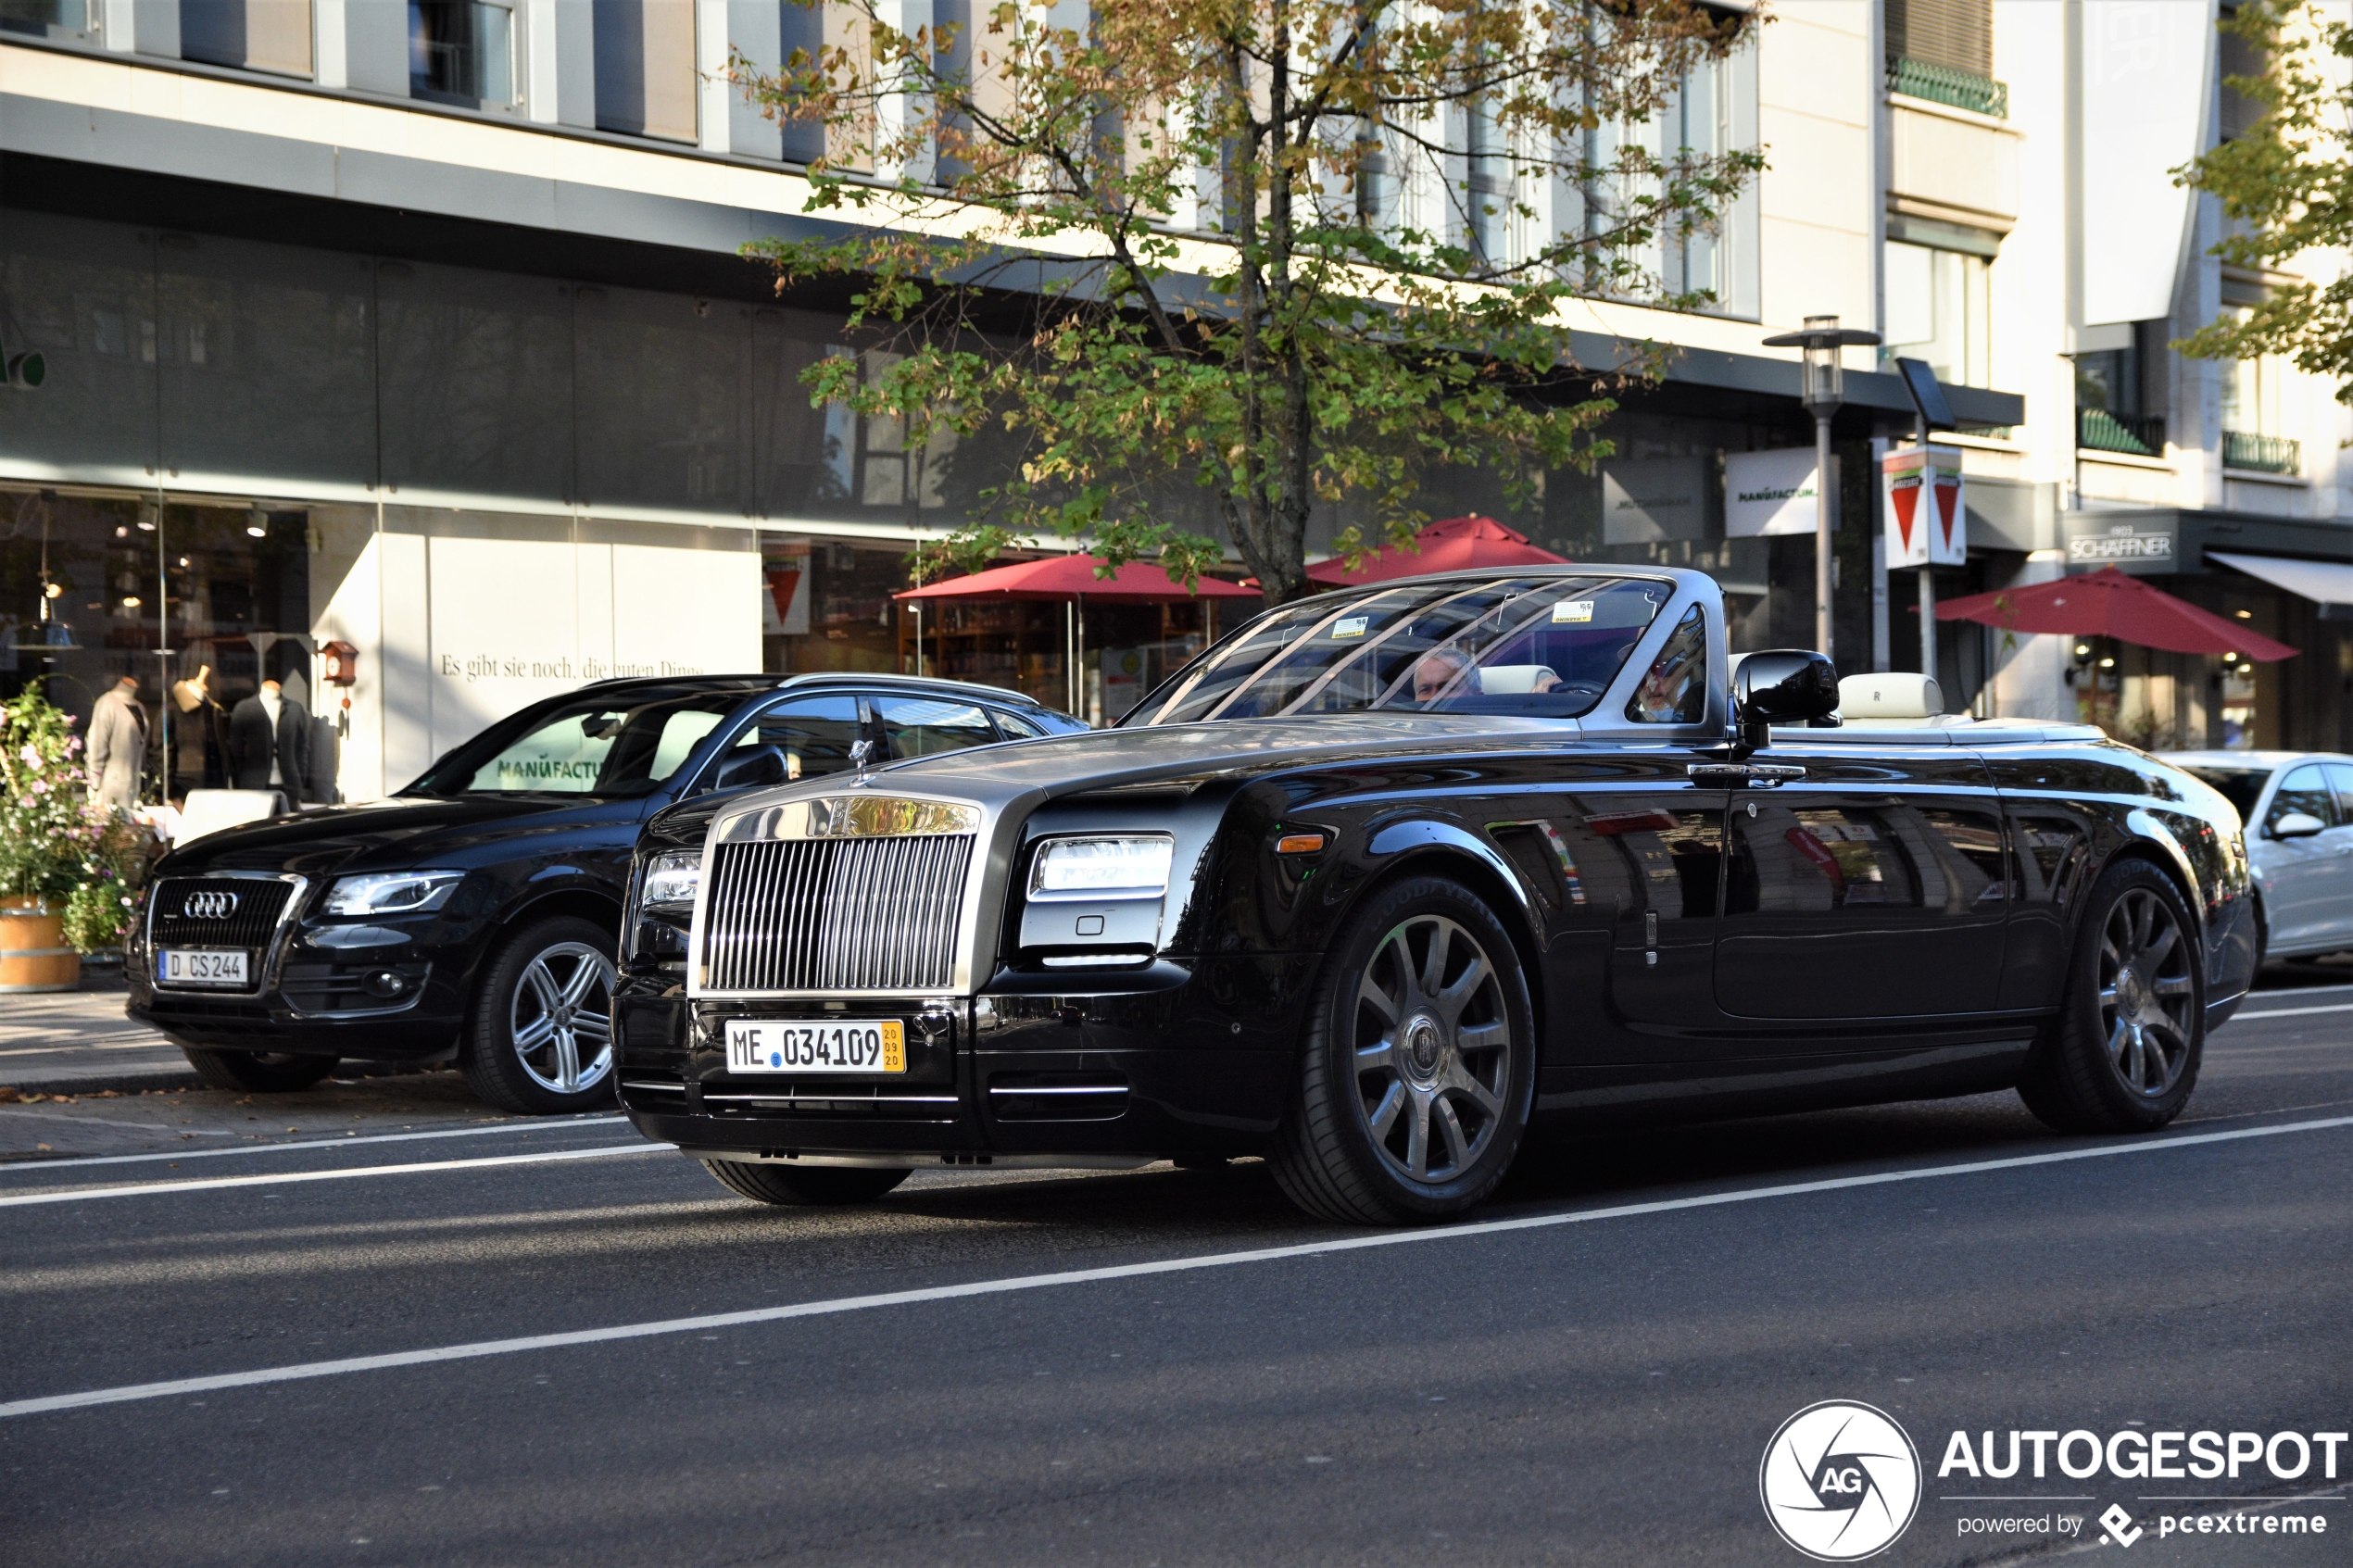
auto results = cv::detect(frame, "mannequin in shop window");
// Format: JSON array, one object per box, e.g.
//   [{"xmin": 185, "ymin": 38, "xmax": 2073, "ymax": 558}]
[
  {"xmin": 170, "ymin": 664, "xmax": 228, "ymax": 796},
  {"xmin": 87, "ymin": 673, "xmax": 149, "ymax": 810},
  {"xmin": 228, "ymin": 678, "xmax": 311, "ymax": 805}
]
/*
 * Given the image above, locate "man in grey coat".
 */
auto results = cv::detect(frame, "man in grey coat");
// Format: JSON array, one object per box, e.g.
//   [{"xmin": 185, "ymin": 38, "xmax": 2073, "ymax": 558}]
[{"xmin": 87, "ymin": 673, "xmax": 148, "ymax": 810}]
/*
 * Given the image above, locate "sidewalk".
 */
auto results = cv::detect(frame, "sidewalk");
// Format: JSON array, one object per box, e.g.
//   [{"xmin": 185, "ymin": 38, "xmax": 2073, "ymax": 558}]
[
  {"xmin": 0, "ymin": 968, "xmax": 199, "ymax": 1096},
  {"xmin": 0, "ymin": 970, "xmax": 554, "ymax": 1160}
]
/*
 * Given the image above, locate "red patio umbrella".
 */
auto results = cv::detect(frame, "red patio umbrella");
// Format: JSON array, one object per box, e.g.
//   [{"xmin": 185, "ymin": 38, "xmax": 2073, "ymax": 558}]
[
  {"xmin": 895, "ymin": 554, "xmax": 1260, "ymax": 602},
  {"xmin": 1934, "ymin": 565, "xmax": 2298, "ymax": 660},
  {"xmin": 1305, "ymin": 515, "xmax": 1567, "ymax": 586}
]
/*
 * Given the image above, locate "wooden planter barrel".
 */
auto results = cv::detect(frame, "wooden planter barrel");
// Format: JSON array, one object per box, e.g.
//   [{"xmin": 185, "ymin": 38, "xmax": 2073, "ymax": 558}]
[{"xmin": 0, "ymin": 897, "xmax": 81, "ymax": 993}]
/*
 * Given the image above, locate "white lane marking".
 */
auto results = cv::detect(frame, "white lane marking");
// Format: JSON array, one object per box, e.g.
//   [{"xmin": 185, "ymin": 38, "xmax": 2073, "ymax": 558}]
[
  {"xmin": 0, "ymin": 1115, "xmax": 633, "ymax": 1173},
  {"xmin": 6, "ymin": 1112, "xmax": 2348, "ymax": 1422},
  {"xmin": 0, "ymin": 1142, "xmax": 673, "ymax": 1209},
  {"xmin": 2233, "ymin": 1002, "xmax": 2353, "ymax": 1021},
  {"xmin": 0, "ymin": 1109, "xmax": 237, "ymax": 1134}
]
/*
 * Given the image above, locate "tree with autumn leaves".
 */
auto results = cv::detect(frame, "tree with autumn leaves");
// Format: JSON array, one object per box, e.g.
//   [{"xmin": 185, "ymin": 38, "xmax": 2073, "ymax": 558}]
[
  {"xmin": 735, "ymin": 0, "xmax": 1764, "ymax": 604},
  {"xmin": 2176, "ymin": 1, "xmax": 2353, "ymax": 403}
]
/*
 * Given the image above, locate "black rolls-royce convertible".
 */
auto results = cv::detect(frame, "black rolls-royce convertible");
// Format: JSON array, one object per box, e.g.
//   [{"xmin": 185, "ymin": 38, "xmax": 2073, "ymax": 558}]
[{"xmin": 615, "ymin": 567, "xmax": 2256, "ymax": 1224}]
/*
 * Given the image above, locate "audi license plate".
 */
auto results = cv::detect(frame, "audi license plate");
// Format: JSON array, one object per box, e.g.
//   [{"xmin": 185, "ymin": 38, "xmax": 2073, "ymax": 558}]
[
  {"xmin": 157, "ymin": 948, "xmax": 249, "ymax": 988},
  {"xmin": 725, "ymin": 1019, "xmax": 906, "ymax": 1075}
]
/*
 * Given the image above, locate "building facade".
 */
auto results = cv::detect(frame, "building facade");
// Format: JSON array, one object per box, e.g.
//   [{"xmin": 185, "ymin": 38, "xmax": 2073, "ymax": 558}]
[{"xmin": 0, "ymin": 0, "xmax": 2337, "ymax": 808}]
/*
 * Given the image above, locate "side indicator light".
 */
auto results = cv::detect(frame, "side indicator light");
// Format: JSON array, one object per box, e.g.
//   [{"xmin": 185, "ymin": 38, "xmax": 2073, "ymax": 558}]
[{"xmin": 1277, "ymin": 833, "xmax": 1327, "ymax": 855}]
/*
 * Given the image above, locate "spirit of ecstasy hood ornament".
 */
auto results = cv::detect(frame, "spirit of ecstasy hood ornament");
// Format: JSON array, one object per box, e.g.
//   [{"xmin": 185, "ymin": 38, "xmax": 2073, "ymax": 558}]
[{"xmin": 848, "ymin": 707, "xmax": 888, "ymax": 785}]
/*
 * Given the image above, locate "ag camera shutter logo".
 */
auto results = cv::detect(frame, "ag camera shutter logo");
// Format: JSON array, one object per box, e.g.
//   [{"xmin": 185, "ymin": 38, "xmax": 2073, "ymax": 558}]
[{"xmin": 1760, "ymin": 1400, "xmax": 1922, "ymax": 1561}]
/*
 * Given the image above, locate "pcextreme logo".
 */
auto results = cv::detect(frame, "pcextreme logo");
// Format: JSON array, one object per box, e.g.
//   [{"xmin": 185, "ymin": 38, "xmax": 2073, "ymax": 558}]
[{"xmin": 1760, "ymin": 1400, "xmax": 1924, "ymax": 1561}]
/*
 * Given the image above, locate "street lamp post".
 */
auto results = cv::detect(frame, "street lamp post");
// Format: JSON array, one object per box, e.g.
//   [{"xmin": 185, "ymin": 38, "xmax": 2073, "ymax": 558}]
[{"xmin": 1762, "ymin": 315, "xmax": 1882, "ymax": 660}]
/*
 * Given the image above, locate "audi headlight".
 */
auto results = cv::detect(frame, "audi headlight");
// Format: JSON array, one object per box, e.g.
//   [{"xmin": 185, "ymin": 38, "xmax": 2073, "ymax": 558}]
[
  {"xmin": 638, "ymin": 849, "xmax": 703, "ymax": 915},
  {"xmin": 322, "ymin": 871, "xmax": 465, "ymax": 917},
  {"xmin": 1028, "ymin": 834, "xmax": 1174, "ymax": 900}
]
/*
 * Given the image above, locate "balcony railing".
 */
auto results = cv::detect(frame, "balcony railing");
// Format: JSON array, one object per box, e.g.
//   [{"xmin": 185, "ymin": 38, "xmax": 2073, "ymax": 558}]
[
  {"xmin": 2222, "ymin": 430, "xmax": 2302, "ymax": 474},
  {"xmin": 1887, "ymin": 56, "xmax": 2009, "ymax": 119},
  {"xmin": 2077, "ymin": 408, "xmax": 2166, "ymax": 458}
]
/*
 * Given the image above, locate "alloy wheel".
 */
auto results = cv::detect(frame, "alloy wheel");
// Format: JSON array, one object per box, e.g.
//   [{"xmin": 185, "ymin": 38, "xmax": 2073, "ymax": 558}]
[
  {"xmin": 509, "ymin": 941, "xmax": 616, "ymax": 1096},
  {"xmin": 1349, "ymin": 914, "xmax": 1514, "ymax": 1183},
  {"xmin": 2098, "ymin": 886, "xmax": 2196, "ymax": 1098}
]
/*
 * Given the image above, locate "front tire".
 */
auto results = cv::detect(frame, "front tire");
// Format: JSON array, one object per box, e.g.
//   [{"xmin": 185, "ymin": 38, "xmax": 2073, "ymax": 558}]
[
  {"xmin": 180, "ymin": 1047, "xmax": 337, "ymax": 1093},
  {"xmin": 460, "ymin": 917, "xmax": 619, "ymax": 1115},
  {"xmin": 1271, "ymin": 876, "xmax": 1535, "ymax": 1224},
  {"xmin": 700, "ymin": 1160, "xmax": 911, "ymax": 1206},
  {"xmin": 2018, "ymin": 859, "xmax": 2204, "ymax": 1134}
]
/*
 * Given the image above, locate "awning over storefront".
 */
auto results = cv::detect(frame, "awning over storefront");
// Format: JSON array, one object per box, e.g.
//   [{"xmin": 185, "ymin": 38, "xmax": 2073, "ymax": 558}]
[
  {"xmin": 2209, "ymin": 551, "xmax": 2353, "ymax": 608},
  {"xmin": 1306, "ymin": 516, "xmax": 1567, "ymax": 586},
  {"xmin": 896, "ymin": 556, "xmax": 1261, "ymax": 602},
  {"xmin": 1936, "ymin": 564, "xmax": 2300, "ymax": 660}
]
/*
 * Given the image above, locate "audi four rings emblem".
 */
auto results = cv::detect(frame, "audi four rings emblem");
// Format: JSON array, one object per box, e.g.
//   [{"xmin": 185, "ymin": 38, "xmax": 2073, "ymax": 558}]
[{"xmin": 182, "ymin": 891, "xmax": 240, "ymax": 920}]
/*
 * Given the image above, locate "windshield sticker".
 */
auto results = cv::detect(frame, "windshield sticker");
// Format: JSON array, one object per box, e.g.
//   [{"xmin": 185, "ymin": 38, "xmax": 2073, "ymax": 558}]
[
  {"xmin": 1332, "ymin": 616, "xmax": 1369, "ymax": 639},
  {"xmin": 1553, "ymin": 600, "xmax": 1595, "ymax": 623}
]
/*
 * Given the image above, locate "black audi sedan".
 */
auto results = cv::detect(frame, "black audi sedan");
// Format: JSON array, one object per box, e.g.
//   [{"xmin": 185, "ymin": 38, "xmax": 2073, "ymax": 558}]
[{"xmin": 127, "ymin": 673, "xmax": 1084, "ymax": 1113}]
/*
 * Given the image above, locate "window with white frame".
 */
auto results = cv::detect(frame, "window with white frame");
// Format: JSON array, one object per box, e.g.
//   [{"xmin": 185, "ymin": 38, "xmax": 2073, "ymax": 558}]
[
  {"xmin": 409, "ymin": 1, "xmax": 520, "ymax": 108},
  {"xmin": 1579, "ymin": 45, "xmax": 1760, "ymax": 318},
  {"xmin": 2219, "ymin": 309, "xmax": 2284, "ymax": 438},
  {"xmin": 1883, "ymin": 222, "xmax": 1993, "ymax": 388}
]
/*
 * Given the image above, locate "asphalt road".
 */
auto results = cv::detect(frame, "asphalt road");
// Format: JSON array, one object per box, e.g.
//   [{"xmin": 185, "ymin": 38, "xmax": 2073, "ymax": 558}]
[{"xmin": 3, "ymin": 971, "xmax": 2348, "ymax": 1567}]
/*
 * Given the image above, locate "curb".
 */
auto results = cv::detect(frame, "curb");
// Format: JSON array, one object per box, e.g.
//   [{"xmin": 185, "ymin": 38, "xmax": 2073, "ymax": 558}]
[
  {"xmin": 3, "ymin": 1068, "xmax": 206, "ymax": 1098},
  {"xmin": 1, "ymin": 1059, "xmax": 455, "ymax": 1100}
]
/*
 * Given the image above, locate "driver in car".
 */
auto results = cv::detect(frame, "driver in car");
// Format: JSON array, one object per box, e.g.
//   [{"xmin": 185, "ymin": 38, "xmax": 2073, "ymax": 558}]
[{"xmin": 1412, "ymin": 646, "xmax": 1561, "ymax": 705}]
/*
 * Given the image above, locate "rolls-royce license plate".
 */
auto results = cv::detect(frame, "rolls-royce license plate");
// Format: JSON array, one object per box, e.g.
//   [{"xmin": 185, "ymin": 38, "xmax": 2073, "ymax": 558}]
[
  {"xmin": 725, "ymin": 1019, "xmax": 906, "ymax": 1075},
  {"xmin": 157, "ymin": 948, "xmax": 249, "ymax": 988}
]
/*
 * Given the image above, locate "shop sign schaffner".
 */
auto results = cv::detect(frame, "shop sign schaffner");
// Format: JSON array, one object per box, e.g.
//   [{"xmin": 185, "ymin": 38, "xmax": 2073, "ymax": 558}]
[{"xmin": 2065, "ymin": 513, "xmax": 2178, "ymax": 571}]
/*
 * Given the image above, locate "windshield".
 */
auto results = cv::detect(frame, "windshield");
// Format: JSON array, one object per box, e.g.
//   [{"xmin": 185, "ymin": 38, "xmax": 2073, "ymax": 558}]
[
  {"xmin": 1119, "ymin": 575, "xmax": 1672, "ymax": 727},
  {"xmin": 2180, "ymin": 764, "xmax": 2269, "ymax": 827},
  {"xmin": 404, "ymin": 690, "xmax": 751, "ymax": 798}
]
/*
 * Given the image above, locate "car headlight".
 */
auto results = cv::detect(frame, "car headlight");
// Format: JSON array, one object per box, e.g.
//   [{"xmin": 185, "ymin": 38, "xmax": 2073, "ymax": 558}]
[
  {"xmin": 638, "ymin": 850, "xmax": 703, "ymax": 915},
  {"xmin": 1027, "ymin": 834, "xmax": 1174, "ymax": 900},
  {"xmin": 322, "ymin": 871, "xmax": 466, "ymax": 917}
]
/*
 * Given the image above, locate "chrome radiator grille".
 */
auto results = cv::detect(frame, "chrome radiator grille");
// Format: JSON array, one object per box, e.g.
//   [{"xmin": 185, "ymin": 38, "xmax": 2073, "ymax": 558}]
[{"xmin": 699, "ymin": 834, "xmax": 974, "ymax": 993}]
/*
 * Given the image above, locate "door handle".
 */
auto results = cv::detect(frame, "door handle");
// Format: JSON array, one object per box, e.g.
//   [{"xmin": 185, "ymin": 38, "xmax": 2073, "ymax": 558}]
[{"xmin": 1688, "ymin": 763, "xmax": 1807, "ymax": 787}]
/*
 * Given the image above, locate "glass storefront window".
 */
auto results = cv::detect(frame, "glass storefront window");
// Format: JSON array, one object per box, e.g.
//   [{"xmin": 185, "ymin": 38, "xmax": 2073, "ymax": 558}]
[
  {"xmin": 0, "ymin": 490, "xmax": 159, "ymax": 765},
  {"xmin": 0, "ymin": 487, "xmax": 324, "ymax": 808},
  {"xmin": 761, "ymin": 535, "xmax": 908, "ymax": 678},
  {"xmin": 166, "ymin": 500, "xmax": 321, "ymax": 801}
]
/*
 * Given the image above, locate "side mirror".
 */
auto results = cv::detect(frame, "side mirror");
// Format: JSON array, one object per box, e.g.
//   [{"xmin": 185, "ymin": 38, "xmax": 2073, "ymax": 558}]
[
  {"xmin": 1733, "ymin": 649, "xmax": 1841, "ymax": 750},
  {"xmin": 2271, "ymin": 810, "xmax": 2329, "ymax": 840},
  {"xmin": 710, "ymin": 745, "xmax": 788, "ymax": 794}
]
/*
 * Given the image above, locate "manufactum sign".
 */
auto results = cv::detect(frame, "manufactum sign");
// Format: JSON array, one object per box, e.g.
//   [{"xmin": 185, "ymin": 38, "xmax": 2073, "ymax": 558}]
[{"xmin": 1726, "ymin": 447, "xmax": 1840, "ymax": 538}]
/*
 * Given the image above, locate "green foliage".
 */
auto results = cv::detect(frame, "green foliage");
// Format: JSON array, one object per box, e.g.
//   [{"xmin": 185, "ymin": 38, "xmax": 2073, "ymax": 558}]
[
  {"xmin": 736, "ymin": 0, "xmax": 1765, "ymax": 601},
  {"xmin": 0, "ymin": 684, "xmax": 149, "ymax": 945},
  {"xmin": 62, "ymin": 875, "xmax": 139, "ymax": 955},
  {"xmin": 2175, "ymin": 1, "xmax": 2353, "ymax": 396}
]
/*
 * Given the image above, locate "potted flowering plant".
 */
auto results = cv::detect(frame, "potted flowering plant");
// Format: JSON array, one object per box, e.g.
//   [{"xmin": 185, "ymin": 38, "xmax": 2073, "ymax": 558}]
[{"xmin": 0, "ymin": 685, "xmax": 148, "ymax": 990}]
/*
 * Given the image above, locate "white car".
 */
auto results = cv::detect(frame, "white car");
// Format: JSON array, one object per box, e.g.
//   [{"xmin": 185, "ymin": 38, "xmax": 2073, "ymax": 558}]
[{"xmin": 2167, "ymin": 750, "xmax": 2353, "ymax": 965}]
